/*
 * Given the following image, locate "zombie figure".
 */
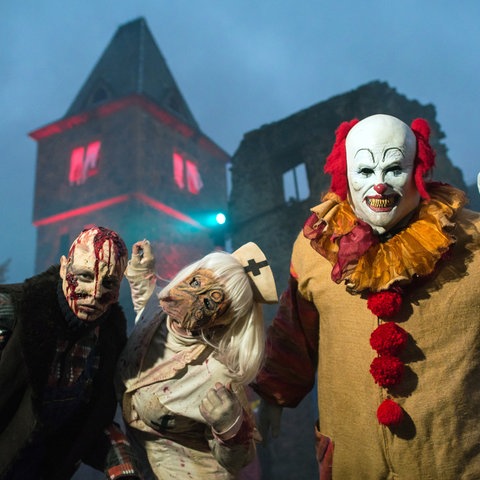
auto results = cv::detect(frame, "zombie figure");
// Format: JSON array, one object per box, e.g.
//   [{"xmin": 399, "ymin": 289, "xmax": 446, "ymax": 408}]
[
  {"xmin": 0, "ymin": 226, "xmax": 141, "ymax": 479},
  {"xmin": 116, "ymin": 240, "xmax": 277, "ymax": 479},
  {"xmin": 253, "ymin": 114, "xmax": 480, "ymax": 479}
]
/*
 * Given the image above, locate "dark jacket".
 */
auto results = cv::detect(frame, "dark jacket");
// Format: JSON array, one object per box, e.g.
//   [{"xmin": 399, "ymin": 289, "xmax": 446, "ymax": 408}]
[{"xmin": 0, "ymin": 266, "xmax": 128, "ymax": 479}]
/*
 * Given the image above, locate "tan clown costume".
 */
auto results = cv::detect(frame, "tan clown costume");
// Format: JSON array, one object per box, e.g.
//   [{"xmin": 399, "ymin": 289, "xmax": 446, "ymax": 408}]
[{"xmin": 253, "ymin": 115, "xmax": 480, "ymax": 479}]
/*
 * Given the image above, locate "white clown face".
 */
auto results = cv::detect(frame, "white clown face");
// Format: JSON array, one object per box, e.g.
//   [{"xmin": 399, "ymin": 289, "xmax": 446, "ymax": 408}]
[
  {"xmin": 346, "ymin": 114, "xmax": 421, "ymax": 235},
  {"xmin": 60, "ymin": 228, "xmax": 125, "ymax": 321}
]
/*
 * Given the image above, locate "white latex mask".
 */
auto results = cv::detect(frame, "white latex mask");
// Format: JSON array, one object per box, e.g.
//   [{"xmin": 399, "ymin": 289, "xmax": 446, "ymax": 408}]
[
  {"xmin": 59, "ymin": 228, "xmax": 123, "ymax": 321},
  {"xmin": 346, "ymin": 114, "xmax": 420, "ymax": 235}
]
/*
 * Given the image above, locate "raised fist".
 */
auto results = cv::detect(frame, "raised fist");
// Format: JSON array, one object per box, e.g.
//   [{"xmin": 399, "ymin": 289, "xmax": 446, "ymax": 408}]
[
  {"xmin": 199, "ymin": 382, "xmax": 242, "ymax": 434},
  {"xmin": 129, "ymin": 239, "xmax": 155, "ymax": 272}
]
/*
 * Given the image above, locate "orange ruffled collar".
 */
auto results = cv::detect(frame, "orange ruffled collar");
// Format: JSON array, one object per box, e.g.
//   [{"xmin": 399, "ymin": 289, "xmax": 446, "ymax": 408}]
[{"xmin": 304, "ymin": 183, "xmax": 466, "ymax": 293}]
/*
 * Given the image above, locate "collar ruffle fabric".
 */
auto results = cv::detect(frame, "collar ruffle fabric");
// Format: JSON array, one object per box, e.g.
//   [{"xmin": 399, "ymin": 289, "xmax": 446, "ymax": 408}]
[{"xmin": 303, "ymin": 182, "xmax": 466, "ymax": 427}]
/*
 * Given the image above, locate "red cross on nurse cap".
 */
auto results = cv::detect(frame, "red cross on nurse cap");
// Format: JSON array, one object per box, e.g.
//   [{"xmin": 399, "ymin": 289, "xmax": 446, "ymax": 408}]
[{"xmin": 231, "ymin": 242, "xmax": 278, "ymax": 304}]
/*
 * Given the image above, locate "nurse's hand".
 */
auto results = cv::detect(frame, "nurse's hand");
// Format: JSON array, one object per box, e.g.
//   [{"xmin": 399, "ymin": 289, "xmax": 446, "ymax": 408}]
[{"xmin": 199, "ymin": 382, "xmax": 242, "ymax": 435}]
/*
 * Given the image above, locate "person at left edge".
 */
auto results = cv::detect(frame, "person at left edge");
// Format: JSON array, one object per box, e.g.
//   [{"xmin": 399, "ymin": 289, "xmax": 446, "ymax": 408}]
[{"xmin": 0, "ymin": 226, "xmax": 142, "ymax": 480}]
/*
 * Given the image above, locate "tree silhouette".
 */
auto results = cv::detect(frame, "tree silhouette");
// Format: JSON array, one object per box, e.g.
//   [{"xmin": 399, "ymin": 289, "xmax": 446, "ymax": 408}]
[{"xmin": 0, "ymin": 259, "xmax": 11, "ymax": 283}]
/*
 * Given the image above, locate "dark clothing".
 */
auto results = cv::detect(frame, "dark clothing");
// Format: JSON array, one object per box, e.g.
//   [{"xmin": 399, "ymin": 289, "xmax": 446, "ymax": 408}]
[{"xmin": 0, "ymin": 266, "xmax": 128, "ymax": 479}]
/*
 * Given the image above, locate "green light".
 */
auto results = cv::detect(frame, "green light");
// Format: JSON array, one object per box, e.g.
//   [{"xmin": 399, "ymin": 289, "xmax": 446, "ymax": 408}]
[{"xmin": 215, "ymin": 213, "xmax": 226, "ymax": 225}]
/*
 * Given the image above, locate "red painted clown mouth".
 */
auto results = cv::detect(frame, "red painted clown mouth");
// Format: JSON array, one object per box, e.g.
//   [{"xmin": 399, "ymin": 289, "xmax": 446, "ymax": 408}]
[{"xmin": 366, "ymin": 195, "xmax": 399, "ymax": 211}]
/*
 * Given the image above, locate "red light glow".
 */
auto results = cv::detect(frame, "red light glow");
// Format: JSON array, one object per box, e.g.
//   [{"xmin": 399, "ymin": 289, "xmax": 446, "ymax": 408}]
[
  {"xmin": 34, "ymin": 195, "xmax": 130, "ymax": 226},
  {"xmin": 133, "ymin": 193, "xmax": 204, "ymax": 228},
  {"xmin": 172, "ymin": 151, "xmax": 203, "ymax": 195},
  {"xmin": 33, "ymin": 192, "xmax": 205, "ymax": 229},
  {"xmin": 185, "ymin": 160, "xmax": 203, "ymax": 194},
  {"xmin": 173, "ymin": 152, "xmax": 185, "ymax": 189},
  {"xmin": 69, "ymin": 140, "xmax": 101, "ymax": 185},
  {"xmin": 29, "ymin": 95, "xmax": 229, "ymax": 163}
]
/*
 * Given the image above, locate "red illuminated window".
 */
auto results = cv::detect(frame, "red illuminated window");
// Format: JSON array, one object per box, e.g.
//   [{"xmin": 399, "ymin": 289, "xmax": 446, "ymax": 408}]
[
  {"xmin": 173, "ymin": 151, "xmax": 203, "ymax": 194},
  {"xmin": 69, "ymin": 141, "xmax": 101, "ymax": 185},
  {"xmin": 173, "ymin": 152, "xmax": 185, "ymax": 189}
]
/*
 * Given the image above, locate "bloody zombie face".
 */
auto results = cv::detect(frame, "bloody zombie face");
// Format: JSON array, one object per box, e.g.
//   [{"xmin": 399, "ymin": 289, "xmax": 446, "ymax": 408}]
[
  {"xmin": 346, "ymin": 114, "xmax": 420, "ymax": 235},
  {"xmin": 59, "ymin": 227, "xmax": 127, "ymax": 321},
  {"xmin": 159, "ymin": 268, "xmax": 231, "ymax": 334}
]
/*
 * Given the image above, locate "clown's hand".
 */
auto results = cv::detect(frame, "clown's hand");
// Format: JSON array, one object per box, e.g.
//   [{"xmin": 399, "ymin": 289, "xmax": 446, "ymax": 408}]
[
  {"xmin": 257, "ymin": 398, "xmax": 283, "ymax": 445},
  {"xmin": 199, "ymin": 382, "xmax": 243, "ymax": 436}
]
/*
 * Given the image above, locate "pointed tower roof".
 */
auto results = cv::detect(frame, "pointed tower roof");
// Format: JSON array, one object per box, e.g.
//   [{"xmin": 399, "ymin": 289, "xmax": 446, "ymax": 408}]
[{"xmin": 65, "ymin": 17, "xmax": 198, "ymax": 129}]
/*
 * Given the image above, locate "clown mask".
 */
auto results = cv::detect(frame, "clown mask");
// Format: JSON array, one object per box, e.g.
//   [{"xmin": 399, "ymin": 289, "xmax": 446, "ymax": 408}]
[
  {"xmin": 59, "ymin": 227, "xmax": 127, "ymax": 321},
  {"xmin": 346, "ymin": 114, "xmax": 421, "ymax": 235},
  {"xmin": 159, "ymin": 268, "xmax": 231, "ymax": 334}
]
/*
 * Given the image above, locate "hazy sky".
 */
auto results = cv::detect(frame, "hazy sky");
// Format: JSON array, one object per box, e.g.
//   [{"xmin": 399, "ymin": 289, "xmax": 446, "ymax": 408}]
[{"xmin": 2, "ymin": 0, "xmax": 479, "ymax": 282}]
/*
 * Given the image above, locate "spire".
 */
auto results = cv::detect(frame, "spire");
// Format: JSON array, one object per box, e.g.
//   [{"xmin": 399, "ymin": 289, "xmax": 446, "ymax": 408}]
[{"xmin": 65, "ymin": 17, "xmax": 198, "ymax": 129}]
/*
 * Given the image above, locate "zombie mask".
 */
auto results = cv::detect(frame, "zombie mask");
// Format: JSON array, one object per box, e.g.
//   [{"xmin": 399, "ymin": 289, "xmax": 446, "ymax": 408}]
[
  {"xmin": 159, "ymin": 268, "xmax": 231, "ymax": 333},
  {"xmin": 346, "ymin": 114, "xmax": 421, "ymax": 235},
  {"xmin": 59, "ymin": 226, "xmax": 127, "ymax": 321}
]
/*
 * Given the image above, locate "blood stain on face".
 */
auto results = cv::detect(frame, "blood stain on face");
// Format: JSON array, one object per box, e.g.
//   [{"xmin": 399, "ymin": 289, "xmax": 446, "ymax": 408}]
[{"xmin": 60, "ymin": 227, "xmax": 127, "ymax": 322}]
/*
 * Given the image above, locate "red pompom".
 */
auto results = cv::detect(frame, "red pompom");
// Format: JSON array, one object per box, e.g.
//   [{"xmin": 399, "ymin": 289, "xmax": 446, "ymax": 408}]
[
  {"xmin": 370, "ymin": 322, "xmax": 408, "ymax": 356},
  {"xmin": 377, "ymin": 398, "xmax": 404, "ymax": 426},
  {"xmin": 367, "ymin": 290, "xmax": 403, "ymax": 318},
  {"xmin": 370, "ymin": 355, "xmax": 404, "ymax": 387}
]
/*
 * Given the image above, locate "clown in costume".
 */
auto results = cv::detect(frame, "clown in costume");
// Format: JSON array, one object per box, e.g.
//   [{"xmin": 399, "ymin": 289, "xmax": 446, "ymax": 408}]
[
  {"xmin": 116, "ymin": 240, "xmax": 278, "ymax": 479},
  {"xmin": 253, "ymin": 114, "xmax": 480, "ymax": 479}
]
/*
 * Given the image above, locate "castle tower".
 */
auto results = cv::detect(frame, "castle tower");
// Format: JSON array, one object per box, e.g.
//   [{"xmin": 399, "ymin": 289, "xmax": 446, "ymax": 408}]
[{"xmin": 29, "ymin": 18, "xmax": 229, "ymax": 320}]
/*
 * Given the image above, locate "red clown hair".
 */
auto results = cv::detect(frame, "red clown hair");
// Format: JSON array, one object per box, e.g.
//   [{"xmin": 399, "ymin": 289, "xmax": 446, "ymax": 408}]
[
  {"xmin": 410, "ymin": 118, "xmax": 436, "ymax": 200},
  {"xmin": 324, "ymin": 119, "xmax": 359, "ymax": 199},
  {"xmin": 324, "ymin": 116, "xmax": 436, "ymax": 200}
]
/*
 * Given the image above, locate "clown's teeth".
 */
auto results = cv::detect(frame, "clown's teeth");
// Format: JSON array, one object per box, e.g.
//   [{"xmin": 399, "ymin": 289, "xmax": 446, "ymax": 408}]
[{"xmin": 367, "ymin": 197, "xmax": 396, "ymax": 209}]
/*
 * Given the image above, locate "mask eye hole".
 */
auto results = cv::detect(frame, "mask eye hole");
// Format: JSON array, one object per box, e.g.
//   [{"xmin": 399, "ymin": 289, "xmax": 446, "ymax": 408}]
[
  {"xmin": 190, "ymin": 277, "xmax": 200, "ymax": 288},
  {"xmin": 359, "ymin": 167, "xmax": 374, "ymax": 177},
  {"xmin": 102, "ymin": 277, "xmax": 119, "ymax": 290},
  {"xmin": 72, "ymin": 269, "xmax": 94, "ymax": 282},
  {"xmin": 204, "ymin": 298, "xmax": 214, "ymax": 310},
  {"xmin": 386, "ymin": 166, "xmax": 403, "ymax": 177}
]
